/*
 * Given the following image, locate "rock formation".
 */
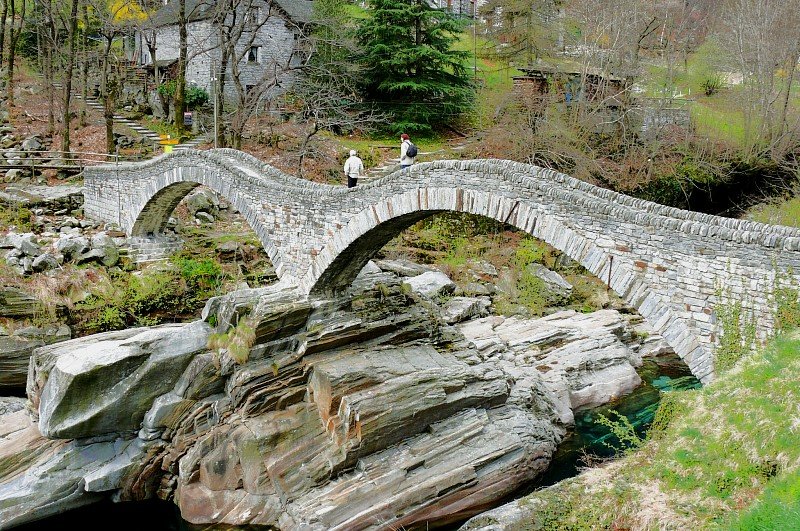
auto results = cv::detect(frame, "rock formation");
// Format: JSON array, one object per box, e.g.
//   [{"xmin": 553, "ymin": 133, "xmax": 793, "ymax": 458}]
[{"xmin": 0, "ymin": 264, "xmax": 666, "ymax": 529}]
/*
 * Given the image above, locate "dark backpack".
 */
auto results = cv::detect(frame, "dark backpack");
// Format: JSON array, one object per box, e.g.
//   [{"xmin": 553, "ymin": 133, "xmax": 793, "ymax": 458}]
[{"xmin": 406, "ymin": 142, "xmax": 418, "ymax": 158}]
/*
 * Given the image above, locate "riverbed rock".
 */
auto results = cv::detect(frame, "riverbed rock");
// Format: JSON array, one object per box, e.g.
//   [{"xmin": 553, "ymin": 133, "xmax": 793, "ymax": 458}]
[
  {"xmin": 0, "ymin": 409, "xmax": 143, "ymax": 528},
  {"xmin": 459, "ymin": 309, "xmax": 643, "ymax": 424},
  {"xmin": 0, "ymin": 270, "xmax": 661, "ymax": 529},
  {"xmin": 525, "ymin": 263, "xmax": 573, "ymax": 304},
  {"xmin": 30, "ymin": 321, "xmax": 212, "ymax": 439},
  {"xmin": 0, "ymin": 287, "xmax": 42, "ymax": 318},
  {"xmin": 403, "ymin": 270, "xmax": 456, "ymax": 299}
]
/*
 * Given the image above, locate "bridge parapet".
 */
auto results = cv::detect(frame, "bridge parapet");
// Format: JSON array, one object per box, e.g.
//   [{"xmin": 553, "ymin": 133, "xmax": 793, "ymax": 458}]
[{"xmin": 83, "ymin": 150, "xmax": 800, "ymax": 382}]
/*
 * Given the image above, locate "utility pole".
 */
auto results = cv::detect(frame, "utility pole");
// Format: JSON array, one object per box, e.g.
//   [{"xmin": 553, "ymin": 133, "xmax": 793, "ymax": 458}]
[
  {"xmin": 472, "ymin": 0, "xmax": 477, "ymax": 83},
  {"xmin": 212, "ymin": 61, "xmax": 219, "ymax": 149}
]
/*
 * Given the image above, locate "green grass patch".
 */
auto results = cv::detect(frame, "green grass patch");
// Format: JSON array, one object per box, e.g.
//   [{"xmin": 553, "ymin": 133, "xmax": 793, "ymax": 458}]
[{"xmin": 746, "ymin": 195, "xmax": 800, "ymax": 228}]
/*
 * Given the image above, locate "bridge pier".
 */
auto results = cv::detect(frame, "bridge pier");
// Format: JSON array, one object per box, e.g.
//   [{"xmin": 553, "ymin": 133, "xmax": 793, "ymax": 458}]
[{"xmin": 125, "ymin": 235, "xmax": 184, "ymax": 263}]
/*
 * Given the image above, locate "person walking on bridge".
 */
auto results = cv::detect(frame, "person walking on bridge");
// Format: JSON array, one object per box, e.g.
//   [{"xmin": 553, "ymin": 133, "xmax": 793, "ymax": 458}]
[
  {"xmin": 343, "ymin": 149, "xmax": 364, "ymax": 188},
  {"xmin": 400, "ymin": 133, "xmax": 416, "ymax": 170}
]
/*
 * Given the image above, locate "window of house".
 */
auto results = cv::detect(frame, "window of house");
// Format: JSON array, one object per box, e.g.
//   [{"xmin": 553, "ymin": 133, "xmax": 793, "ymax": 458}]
[
  {"xmin": 247, "ymin": 46, "xmax": 261, "ymax": 63},
  {"xmin": 244, "ymin": 6, "xmax": 260, "ymax": 29}
]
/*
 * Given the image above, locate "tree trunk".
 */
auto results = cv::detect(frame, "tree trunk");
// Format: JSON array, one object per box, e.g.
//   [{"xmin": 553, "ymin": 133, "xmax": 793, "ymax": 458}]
[
  {"xmin": 61, "ymin": 0, "xmax": 79, "ymax": 154},
  {"xmin": 0, "ymin": 0, "xmax": 8, "ymax": 74},
  {"xmin": 778, "ymin": 48, "xmax": 799, "ymax": 140},
  {"xmin": 46, "ymin": 47, "xmax": 54, "ymax": 136},
  {"xmin": 216, "ymin": 54, "xmax": 228, "ymax": 147},
  {"xmin": 79, "ymin": 3, "xmax": 89, "ymax": 127},
  {"xmin": 5, "ymin": 0, "xmax": 22, "ymax": 105},
  {"xmin": 173, "ymin": 0, "xmax": 187, "ymax": 130},
  {"xmin": 102, "ymin": 37, "xmax": 115, "ymax": 154}
]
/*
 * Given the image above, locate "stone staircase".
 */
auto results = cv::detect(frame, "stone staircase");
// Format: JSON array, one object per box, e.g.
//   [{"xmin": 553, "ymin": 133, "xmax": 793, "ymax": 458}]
[{"xmin": 55, "ymin": 81, "xmax": 208, "ymax": 151}]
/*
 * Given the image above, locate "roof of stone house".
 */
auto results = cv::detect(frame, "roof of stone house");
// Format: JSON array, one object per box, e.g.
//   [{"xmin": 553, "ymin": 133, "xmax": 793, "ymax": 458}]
[{"xmin": 149, "ymin": 0, "xmax": 314, "ymax": 28}]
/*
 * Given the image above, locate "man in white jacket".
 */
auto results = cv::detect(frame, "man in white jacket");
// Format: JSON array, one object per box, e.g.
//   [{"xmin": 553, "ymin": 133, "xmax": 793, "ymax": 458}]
[
  {"xmin": 400, "ymin": 133, "xmax": 415, "ymax": 170},
  {"xmin": 343, "ymin": 149, "xmax": 364, "ymax": 188}
]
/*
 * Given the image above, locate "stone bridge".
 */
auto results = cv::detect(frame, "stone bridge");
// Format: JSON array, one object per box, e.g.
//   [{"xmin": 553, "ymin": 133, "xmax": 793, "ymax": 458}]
[{"xmin": 83, "ymin": 149, "xmax": 800, "ymax": 383}]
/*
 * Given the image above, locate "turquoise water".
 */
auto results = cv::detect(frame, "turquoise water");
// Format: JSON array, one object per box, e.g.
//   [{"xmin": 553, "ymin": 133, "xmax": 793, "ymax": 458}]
[{"xmin": 533, "ymin": 352, "xmax": 702, "ymax": 488}]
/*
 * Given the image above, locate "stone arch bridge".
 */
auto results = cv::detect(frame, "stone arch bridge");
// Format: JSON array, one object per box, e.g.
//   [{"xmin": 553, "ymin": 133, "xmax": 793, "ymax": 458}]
[{"xmin": 83, "ymin": 149, "xmax": 800, "ymax": 383}]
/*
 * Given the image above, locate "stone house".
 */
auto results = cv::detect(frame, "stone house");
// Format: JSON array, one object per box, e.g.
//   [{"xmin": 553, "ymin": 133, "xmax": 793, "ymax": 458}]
[{"xmin": 134, "ymin": 0, "xmax": 314, "ymax": 100}]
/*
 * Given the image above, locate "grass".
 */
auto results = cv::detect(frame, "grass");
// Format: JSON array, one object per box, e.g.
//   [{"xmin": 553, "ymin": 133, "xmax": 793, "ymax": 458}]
[
  {"xmin": 745, "ymin": 194, "xmax": 800, "ymax": 228},
  {"xmin": 499, "ymin": 331, "xmax": 800, "ymax": 530}
]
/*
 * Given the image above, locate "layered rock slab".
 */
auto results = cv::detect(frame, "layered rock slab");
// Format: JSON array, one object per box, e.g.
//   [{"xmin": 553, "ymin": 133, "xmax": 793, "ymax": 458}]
[{"xmin": 175, "ymin": 346, "xmax": 561, "ymax": 529}]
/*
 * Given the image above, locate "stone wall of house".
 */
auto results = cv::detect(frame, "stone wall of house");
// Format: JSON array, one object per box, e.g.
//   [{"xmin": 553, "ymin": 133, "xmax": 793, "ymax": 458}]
[
  {"xmin": 149, "ymin": 0, "xmax": 299, "ymax": 100},
  {"xmin": 154, "ymin": 20, "xmax": 217, "ymax": 92}
]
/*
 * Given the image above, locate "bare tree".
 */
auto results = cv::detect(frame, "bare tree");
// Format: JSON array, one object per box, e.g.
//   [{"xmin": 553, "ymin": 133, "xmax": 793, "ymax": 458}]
[
  {"xmin": 720, "ymin": 0, "xmax": 800, "ymax": 154},
  {"xmin": 211, "ymin": 0, "xmax": 306, "ymax": 148},
  {"xmin": 5, "ymin": 0, "xmax": 28, "ymax": 106}
]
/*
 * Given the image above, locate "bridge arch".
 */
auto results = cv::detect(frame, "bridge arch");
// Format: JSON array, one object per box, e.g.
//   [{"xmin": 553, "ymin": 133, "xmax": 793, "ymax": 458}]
[
  {"xmin": 302, "ymin": 186, "xmax": 701, "ymax": 380},
  {"xmin": 110, "ymin": 152, "xmax": 289, "ymax": 279}
]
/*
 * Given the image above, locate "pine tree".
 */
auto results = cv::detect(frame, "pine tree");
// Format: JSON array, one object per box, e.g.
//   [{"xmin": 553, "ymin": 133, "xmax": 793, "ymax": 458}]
[{"xmin": 356, "ymin": 0, "xmax": 475, "ymax": 135}]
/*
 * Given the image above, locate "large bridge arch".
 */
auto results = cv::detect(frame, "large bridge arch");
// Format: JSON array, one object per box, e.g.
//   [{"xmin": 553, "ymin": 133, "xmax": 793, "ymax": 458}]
[{"xmin": 302, "ymin": 186, "xmax": 702, "ymax": 380}]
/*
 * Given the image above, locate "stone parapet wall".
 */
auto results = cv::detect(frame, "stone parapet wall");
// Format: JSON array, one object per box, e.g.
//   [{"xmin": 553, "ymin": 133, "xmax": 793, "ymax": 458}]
[{"xmin": 83, "ymin": 150, "xmax": 800, "ymax": 382}]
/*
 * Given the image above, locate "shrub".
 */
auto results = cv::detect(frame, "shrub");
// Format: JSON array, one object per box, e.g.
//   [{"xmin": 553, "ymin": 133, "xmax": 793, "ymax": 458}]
[
  {"xmin": 701, "ymin": 75, "xmax": 724, "ymax": 96},
  {"xmin": 186, "ymin": 86, "xmax": 210, "ymax": 109},
  {"xmin": 208, "ymin": 317, "xmax": 256, "ymax": 364},
  {"xmin": 174, "ymin": 257, "xmax": 223, "ymax": 293},
  {"xmin": 595, "ymin": 410, "xmax": 645, "ymax": 455},
  {"xmin": 0, "ymin": 205, "xmax": 33, "ymax": 232},
  {"xmin": 714, "ymin": 288, "xmax": 756, "ymax": 373}
]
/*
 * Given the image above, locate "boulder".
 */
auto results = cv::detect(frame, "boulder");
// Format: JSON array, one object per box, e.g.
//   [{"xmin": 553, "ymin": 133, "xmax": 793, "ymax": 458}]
[
  {"xmin": 373, "ymin": 258, "xmax": 437, "ymax": 277},
  {"xmin": 403, "ymin": 271, "xmax": 456, "ymax": 299},
  {"xmin": 442, "ymin": 296, "xmax": 491, "ymax": 324},
  {"xmin": 3, "ymin": 168, "xmax": 26, "ymax": 182},
  {"xmin": 194, "ymin": 211, "xmax": 215, "ymax": 224},
  {"xmin": 75, "ymin": 248, "xmax": 107, "ymax": 265},
  {"xmin": 90, "ymin": 233, "xmax": 119, "ymax": 267},
  {"xmin": 55, "ymin": 235, "xmax": 90, "ymax": 260},
  {"xmin": 9, "ymin": 233, "xmax": 41, "ymax": 257},
  {"xmin": 525, "ymin": 263, "xmax": 573, "ymax": 304},
  {"xmin": 185, "ymin": 189, "xmax": 220, "ymax": 219},
  {"xmin": 31, "ymin": 321, "xmax": 212, "ymax": 439},
  {"xmin": 20, "ymin": 136, "xmax": 43, "ymax": 151},
  {"xmin": 467, "ymin": 259, "xmax": 499, "ymax": 279},
  {"xmin": 32, "ymin": 253, "xmax": 60, "ymax": 272}
]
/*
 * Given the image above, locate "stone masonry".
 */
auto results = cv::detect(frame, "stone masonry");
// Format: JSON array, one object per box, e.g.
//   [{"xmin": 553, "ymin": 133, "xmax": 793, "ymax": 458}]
[{"xmin": 83, "ymin": 149, "xmax": 800, "ymax": 383}]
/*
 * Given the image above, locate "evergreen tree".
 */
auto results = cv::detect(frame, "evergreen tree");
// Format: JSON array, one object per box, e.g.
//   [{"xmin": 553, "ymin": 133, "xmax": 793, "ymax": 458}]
[{"xmin": 356, "ymin": 0, "xmax": 475, "ymax": 134}]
